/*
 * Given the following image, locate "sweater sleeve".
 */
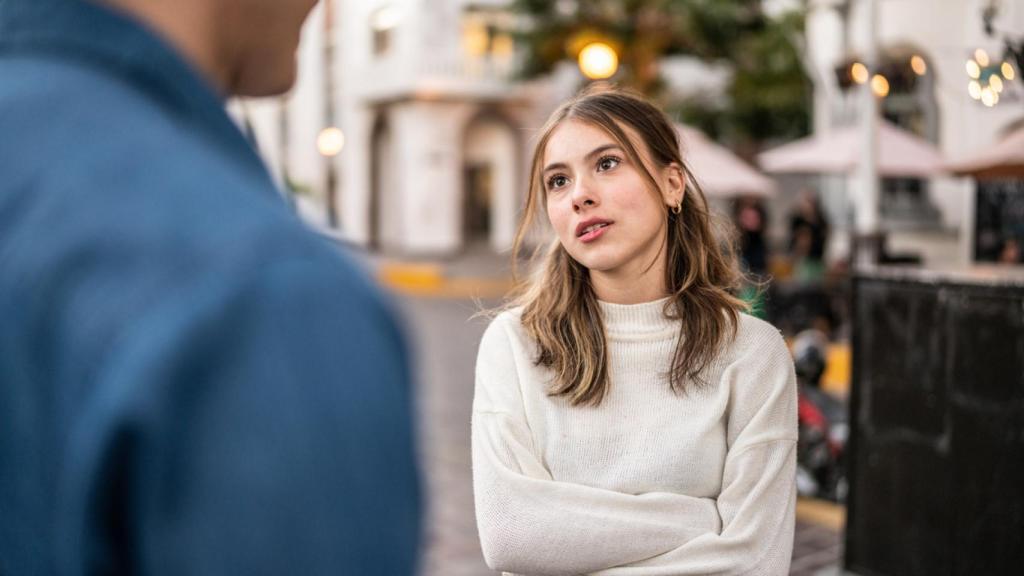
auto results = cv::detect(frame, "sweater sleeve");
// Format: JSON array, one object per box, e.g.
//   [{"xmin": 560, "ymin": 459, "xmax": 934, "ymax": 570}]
[
  {"xmin": 589, "ymin": 327, "xmax": 799, "ymax": 576},
  {"xmin": 471, "ymin": 316, "xmax": 723, "ymax": 576}
]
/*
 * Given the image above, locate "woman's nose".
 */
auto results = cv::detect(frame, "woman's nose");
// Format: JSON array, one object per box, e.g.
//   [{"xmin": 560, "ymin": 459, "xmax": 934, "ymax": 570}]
[{"xmin": 571, "ymin": 179, "xmax": 599, "ymax": 212}]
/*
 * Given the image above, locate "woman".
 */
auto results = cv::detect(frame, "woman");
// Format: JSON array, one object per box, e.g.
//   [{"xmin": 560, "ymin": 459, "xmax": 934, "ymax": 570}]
[{"xmin": 472, "ymin": 87, "xmax": 797, "ymax": 575}]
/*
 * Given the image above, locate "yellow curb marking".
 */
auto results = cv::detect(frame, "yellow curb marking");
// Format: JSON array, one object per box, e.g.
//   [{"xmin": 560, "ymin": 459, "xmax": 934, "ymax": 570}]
[
  {"xmin": 822, "ymin": 343, "xmax": 851, "ymax": 396},
  {"xmin": 796, "ymin": 497, "xmax": 846, "ymax": 532}
]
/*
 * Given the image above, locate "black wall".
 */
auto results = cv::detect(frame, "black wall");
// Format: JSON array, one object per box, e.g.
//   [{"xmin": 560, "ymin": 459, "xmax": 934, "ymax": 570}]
[{"xmin": 846, "ymin": 271, "xmax": 1024, "ymax": 575}]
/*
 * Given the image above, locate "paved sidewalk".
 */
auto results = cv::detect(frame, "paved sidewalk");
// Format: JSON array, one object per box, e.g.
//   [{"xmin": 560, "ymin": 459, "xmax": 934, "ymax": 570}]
[{"xmin": 363, "ymin": 244, "xmax": 522, "ymax": 299}]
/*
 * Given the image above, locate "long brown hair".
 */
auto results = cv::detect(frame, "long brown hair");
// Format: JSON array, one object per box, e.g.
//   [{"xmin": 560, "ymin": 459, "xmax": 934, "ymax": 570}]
[{"xmin": 510, "ymin": 86, "xmax": 748, "ymax": 407}]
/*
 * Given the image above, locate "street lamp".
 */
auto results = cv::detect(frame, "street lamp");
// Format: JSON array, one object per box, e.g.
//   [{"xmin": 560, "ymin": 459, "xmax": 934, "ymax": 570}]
[
  {"xmin": 317, "ymin": 127, "xmax": 345, "ymax": 158},
  {"xmin": 578, "ymin": 42, "xmax": 619, "ymax": 80},
  {"xmin": 979, "ymin": 0, "xmax": 1024, "ymax": 91},
  {"xmin": 322, "ymin": 0, "xmax": 340, "ymax": 228},
  {"xmin": 964, "ymin": 49, "xmax": 1016, "ymax": 107}
]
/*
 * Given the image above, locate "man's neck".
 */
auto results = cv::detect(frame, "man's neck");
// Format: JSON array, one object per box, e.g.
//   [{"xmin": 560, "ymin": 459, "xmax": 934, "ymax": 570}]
[{"xmin": 97, "ymin": 0, "xmax": 229, "ymax": 94}]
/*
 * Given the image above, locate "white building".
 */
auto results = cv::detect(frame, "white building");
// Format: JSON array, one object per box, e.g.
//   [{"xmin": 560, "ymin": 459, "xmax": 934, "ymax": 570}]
[
  {"xmin": 235, "ymin": 0, "xmax": 1023, "ymax": 266},
  {"xmin": 798, "ymin": 0, "xmax": 1023, "ymax": 265},
  {"xmin": 236, "ymin": 0, "xmax": 574, "ymax": 256}
]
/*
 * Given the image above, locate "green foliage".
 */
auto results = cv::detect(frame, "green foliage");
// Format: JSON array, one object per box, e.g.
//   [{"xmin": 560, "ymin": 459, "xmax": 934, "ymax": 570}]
[{"xmin": 509, "ymin": 0, "xmax": 811, "ymax": 148}]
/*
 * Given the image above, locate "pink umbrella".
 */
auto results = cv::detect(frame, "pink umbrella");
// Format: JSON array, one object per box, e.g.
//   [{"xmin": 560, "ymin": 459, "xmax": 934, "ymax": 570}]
[
  {"xmin": 946, "ymin": 124, "xmax": 1024, "ymax": 180},
  {"xmin": 676, "ymin": 124, "xmax": 776, "ymax": 198},
  {"xmin": 756, "ymin": 120, "xmax": 946, "ymax": 178}
]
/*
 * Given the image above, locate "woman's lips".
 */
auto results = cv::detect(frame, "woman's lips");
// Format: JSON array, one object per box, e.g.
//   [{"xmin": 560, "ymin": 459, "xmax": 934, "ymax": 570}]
[{"xmin": 579, "ymin": 223, "xmax": 611, "ymax": 243}]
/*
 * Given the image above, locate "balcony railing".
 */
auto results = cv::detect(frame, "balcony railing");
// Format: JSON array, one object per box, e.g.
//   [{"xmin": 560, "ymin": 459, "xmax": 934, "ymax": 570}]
[{"xmin": 352, "ymin": 52, "xmax": 521, "ymax": 102}]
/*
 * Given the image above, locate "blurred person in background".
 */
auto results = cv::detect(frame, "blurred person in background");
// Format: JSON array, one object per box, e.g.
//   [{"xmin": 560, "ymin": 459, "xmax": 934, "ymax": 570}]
[
  {"xmin": 734, "ymin": 196, "xmax": 770, "ymax": 278},
  {"xmin": 0, "ymin": 0, "xmax": 420, "ymax": 574},
  {"xmin": 998, "ymin": 237, "xmax": 1022, "ymax": 265},
  {"xmin": 472, "ymin": 87, "xmax": 797, "ymax": 575},
  {"xmin": 788, "ymin": 189, "xmax": 830, "ymax": 282}
]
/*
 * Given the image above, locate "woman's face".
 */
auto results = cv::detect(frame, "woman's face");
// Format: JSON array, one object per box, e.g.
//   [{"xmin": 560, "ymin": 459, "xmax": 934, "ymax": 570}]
[{"xmin": 542, "ymin": 119, "xmax": 682, "ymax": 282}]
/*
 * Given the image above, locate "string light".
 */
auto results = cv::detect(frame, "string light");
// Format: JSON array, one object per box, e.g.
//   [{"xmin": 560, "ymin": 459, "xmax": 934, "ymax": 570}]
[
  {"xmin": 871, "ymin": 74, "xmax": 890, "ymax": 98},
  {"xmin": 910, "ymin": 55, "xmax": 927, "ymax": 76},
  {"xmin": 968, "ymin": 80, "xmax": 982, "ymax": 100},
  {"xmin": 966, "ymin": 59, "xmax": 981, "ymax": 79},
  {"xmin": 980, "ymin": 87, "xmax": 998, "ymax": 107},
  {"xmin": 974, "ymin": 48, "xmax": 990, "ymax": 67},
  {"xmin": 851, "ymin": 62, "xmax": 869, "ymax": 84}
]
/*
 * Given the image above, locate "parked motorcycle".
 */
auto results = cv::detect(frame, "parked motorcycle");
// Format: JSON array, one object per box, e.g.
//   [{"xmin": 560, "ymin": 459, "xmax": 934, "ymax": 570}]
[{"xmin": 792, "ymin": 329, "xmax": 848, "ymax": 502}]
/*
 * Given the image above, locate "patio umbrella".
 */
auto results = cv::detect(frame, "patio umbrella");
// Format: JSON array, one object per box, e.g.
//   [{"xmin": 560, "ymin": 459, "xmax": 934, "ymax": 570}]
[
  {"xmin": 676, "ymin": 124, "xmax": 777, "ymax": 198},
  {"xmin": 756, "ymin": 120, "xmax": 946, "ymax": 178},
  {"xmin": 946, "ymin": 124, "xmax": 1024, "ymax": 180}
]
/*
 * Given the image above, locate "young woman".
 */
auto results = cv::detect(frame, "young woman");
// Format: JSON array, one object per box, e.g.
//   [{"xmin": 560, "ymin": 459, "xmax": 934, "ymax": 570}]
[{"xmin": 472, "ymin": 87, "xmax": 797, "ymax": 575}]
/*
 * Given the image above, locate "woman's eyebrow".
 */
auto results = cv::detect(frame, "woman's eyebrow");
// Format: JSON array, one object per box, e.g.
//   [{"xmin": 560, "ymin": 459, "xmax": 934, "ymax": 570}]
[{"xmin": 543, "ymin": 143, "xmax": 623, "ymax": 174}]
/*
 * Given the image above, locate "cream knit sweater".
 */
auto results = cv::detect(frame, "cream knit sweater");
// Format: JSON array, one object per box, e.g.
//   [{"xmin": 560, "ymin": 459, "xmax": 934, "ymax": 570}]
[{"xmin": 471, "ymin": 298, "xmax": 797, "ymax": 576}]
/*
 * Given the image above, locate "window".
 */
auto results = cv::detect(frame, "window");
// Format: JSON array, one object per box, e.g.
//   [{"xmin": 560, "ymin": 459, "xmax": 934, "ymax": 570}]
[
  {"xmin": 371, "ymin": 5, "xmax": 401, "ymax": 56},
  {"xmin": 462, "ymin": 7, "xmax": 515, "ymax": 62},
  {"xmin": 879, "ymin": 49, "xmax": 941, "ymax": 226}
]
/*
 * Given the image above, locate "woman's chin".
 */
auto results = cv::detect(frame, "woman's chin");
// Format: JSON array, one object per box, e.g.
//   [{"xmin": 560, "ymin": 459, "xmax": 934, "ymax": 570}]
[{"xmin": 575, "ymin": 255, "xmax": 625, "ymax": 275}]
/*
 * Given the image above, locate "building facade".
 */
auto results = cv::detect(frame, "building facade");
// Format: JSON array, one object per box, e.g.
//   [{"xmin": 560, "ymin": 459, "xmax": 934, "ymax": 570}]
[
  {"xmin": 236, "ymin": 0, "xmax": 1023, "ymax": 265},
  {"xmin": 801, "ymin": 0, "xmax": 1023, "ymax": 264},
  {"xmin": 237, "ymin": 0, "xmax": 574, "ymax": 256}
]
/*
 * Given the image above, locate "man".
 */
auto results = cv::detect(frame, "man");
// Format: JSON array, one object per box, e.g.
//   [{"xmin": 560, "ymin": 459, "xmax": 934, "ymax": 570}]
[{"xmin": 0, "ymin": 1, "xmax": 420, "ymax": 574}]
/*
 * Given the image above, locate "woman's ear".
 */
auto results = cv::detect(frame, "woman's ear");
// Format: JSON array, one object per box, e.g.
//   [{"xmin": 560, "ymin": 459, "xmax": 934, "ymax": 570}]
[{"xmin": 663, "ymin": 163, "xmax": 686, "ymax": 208}]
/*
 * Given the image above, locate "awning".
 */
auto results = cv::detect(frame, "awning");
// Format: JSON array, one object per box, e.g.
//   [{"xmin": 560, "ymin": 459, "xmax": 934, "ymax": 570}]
[
  {"xmin": 945, "ymin": 124, "xmax": 1024, "ymax": 180},
  {"xmin": 757, "ymin": 120, "xmax": 946, "ymax": 178},
  {"xmin": 676, "ymin": 124, "xmax": 777, "ymax": 198}
]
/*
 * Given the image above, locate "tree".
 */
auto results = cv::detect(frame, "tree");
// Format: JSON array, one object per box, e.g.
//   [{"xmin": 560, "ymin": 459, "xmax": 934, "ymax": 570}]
[{"xmin": 509, "ymin": 0, "xmax": 811, "ymax": 152}]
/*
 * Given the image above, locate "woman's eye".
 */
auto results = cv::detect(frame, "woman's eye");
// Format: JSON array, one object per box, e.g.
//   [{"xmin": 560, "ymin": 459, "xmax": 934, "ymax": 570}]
[
  {"xmin": 547, "ymin": 175, "xmax": 569, "ymax": 190},
  {"xmin": 597, "ymin": 156, "xmax": 621, "ymax": 172}
]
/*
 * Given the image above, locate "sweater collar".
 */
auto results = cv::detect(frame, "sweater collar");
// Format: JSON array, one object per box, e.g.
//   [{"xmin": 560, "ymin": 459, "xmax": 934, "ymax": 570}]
[
  {"xmin": 597, "ymin": 297, "xmax": 678, "ymax": 337},
  {"xmin": 0, "ymin": 0, "xmax": 269, "ymax": 180}
]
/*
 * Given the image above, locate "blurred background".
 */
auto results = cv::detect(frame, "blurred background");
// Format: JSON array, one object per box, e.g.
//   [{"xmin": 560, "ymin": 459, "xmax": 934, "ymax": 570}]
[{"xmin": 229, "ymin": 1, "xmax": 1024, "ymax": 574}]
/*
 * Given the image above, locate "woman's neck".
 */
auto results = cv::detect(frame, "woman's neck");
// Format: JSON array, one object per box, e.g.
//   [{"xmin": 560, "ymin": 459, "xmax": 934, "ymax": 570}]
[{"xmin": 589, "ymin": 260, "xmax": 669, "ymax": 305}]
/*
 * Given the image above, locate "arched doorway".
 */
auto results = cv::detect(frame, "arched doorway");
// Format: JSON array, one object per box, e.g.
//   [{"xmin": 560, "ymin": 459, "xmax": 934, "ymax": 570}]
[
  {"xmin": 461, "ymin": 112, "xmax": 519, "ymax": 251},
  {"xmin": 369, "ymin": 113, "xmax": 396, "ymax": 251}
]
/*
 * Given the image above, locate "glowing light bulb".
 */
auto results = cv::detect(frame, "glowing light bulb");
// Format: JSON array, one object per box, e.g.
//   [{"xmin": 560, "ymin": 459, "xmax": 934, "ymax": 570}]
[
  {"xmin": 851, "ymin": 62, "xmax": 869, "ymax": 84},
  {"xmin": 578, "ymin": 42, "xmax": 619, "ymax": 80},
  {"xmin": 968, "ymin": 80, "xmax": 982, "ymax": 100},
  {"xmin": 966, "ymin": 60, "xmax": 981, "ymax": 79},
  {"xmin": 910, "ymin": 55, "xmax": 927, "ymax": 76},
  {"xmin": 975, "ymin": 49, "xmax": 990, "ymax": 67},
  {"xmin": 317, "ymin": 127, "xmax": 345, "ymax": 157},
  {"xmin": 871, "ymin": 74, "xmax": 890, "ymax": 98}
]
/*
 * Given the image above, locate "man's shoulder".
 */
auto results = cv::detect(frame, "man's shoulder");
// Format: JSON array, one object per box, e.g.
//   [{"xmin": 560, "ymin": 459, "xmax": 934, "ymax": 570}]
[
  {"xmin": 0, "ymin": 53, "xmax": 257, "ymax": 189},
  {"xmin": 0, "ymin": 52, "xmax": 302, "ymax": 259}
]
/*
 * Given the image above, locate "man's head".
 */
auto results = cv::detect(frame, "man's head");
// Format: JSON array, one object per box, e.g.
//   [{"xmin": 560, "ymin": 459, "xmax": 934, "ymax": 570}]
[
  {"xmin": 216, "ymin": 0, "xmax": 320, "ymax": 96},
  {"xmin": 100, "ymin": 0, "xmax": 320, "ymax": 96}
]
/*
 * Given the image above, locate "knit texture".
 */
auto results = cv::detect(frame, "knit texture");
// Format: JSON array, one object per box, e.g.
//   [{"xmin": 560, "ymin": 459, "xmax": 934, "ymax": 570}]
[{"xmin": 472, "ymin": 297, "xmax": 797, "ymax": 575}]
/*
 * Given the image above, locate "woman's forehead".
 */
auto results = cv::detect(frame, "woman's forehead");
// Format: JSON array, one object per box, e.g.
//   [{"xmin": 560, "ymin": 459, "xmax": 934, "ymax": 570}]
[{"xmin": 543, "ymin": 119, "xmax": 645, "ymax": 165}]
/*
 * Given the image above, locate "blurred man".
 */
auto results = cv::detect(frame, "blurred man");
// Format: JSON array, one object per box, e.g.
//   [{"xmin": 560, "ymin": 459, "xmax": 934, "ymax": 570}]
[{"xmin": 0, "ymin": 0, "xmax": 420, "ymax": 574}]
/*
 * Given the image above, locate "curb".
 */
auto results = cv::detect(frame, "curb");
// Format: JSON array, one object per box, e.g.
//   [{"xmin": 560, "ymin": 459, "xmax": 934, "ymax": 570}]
[
  {"xmin": 796, "ymin": 497, "xmax": 846, "ymax": 532},
  {"xmin": 377, "ymin": 262, "xmax": 516, "ymax": 299}
]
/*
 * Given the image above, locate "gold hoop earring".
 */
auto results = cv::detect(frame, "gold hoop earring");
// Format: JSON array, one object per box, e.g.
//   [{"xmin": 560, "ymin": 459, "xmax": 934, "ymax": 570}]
[{"xmin": 672, "ymin": 201, "xmax": 682, "ymax": 215}]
